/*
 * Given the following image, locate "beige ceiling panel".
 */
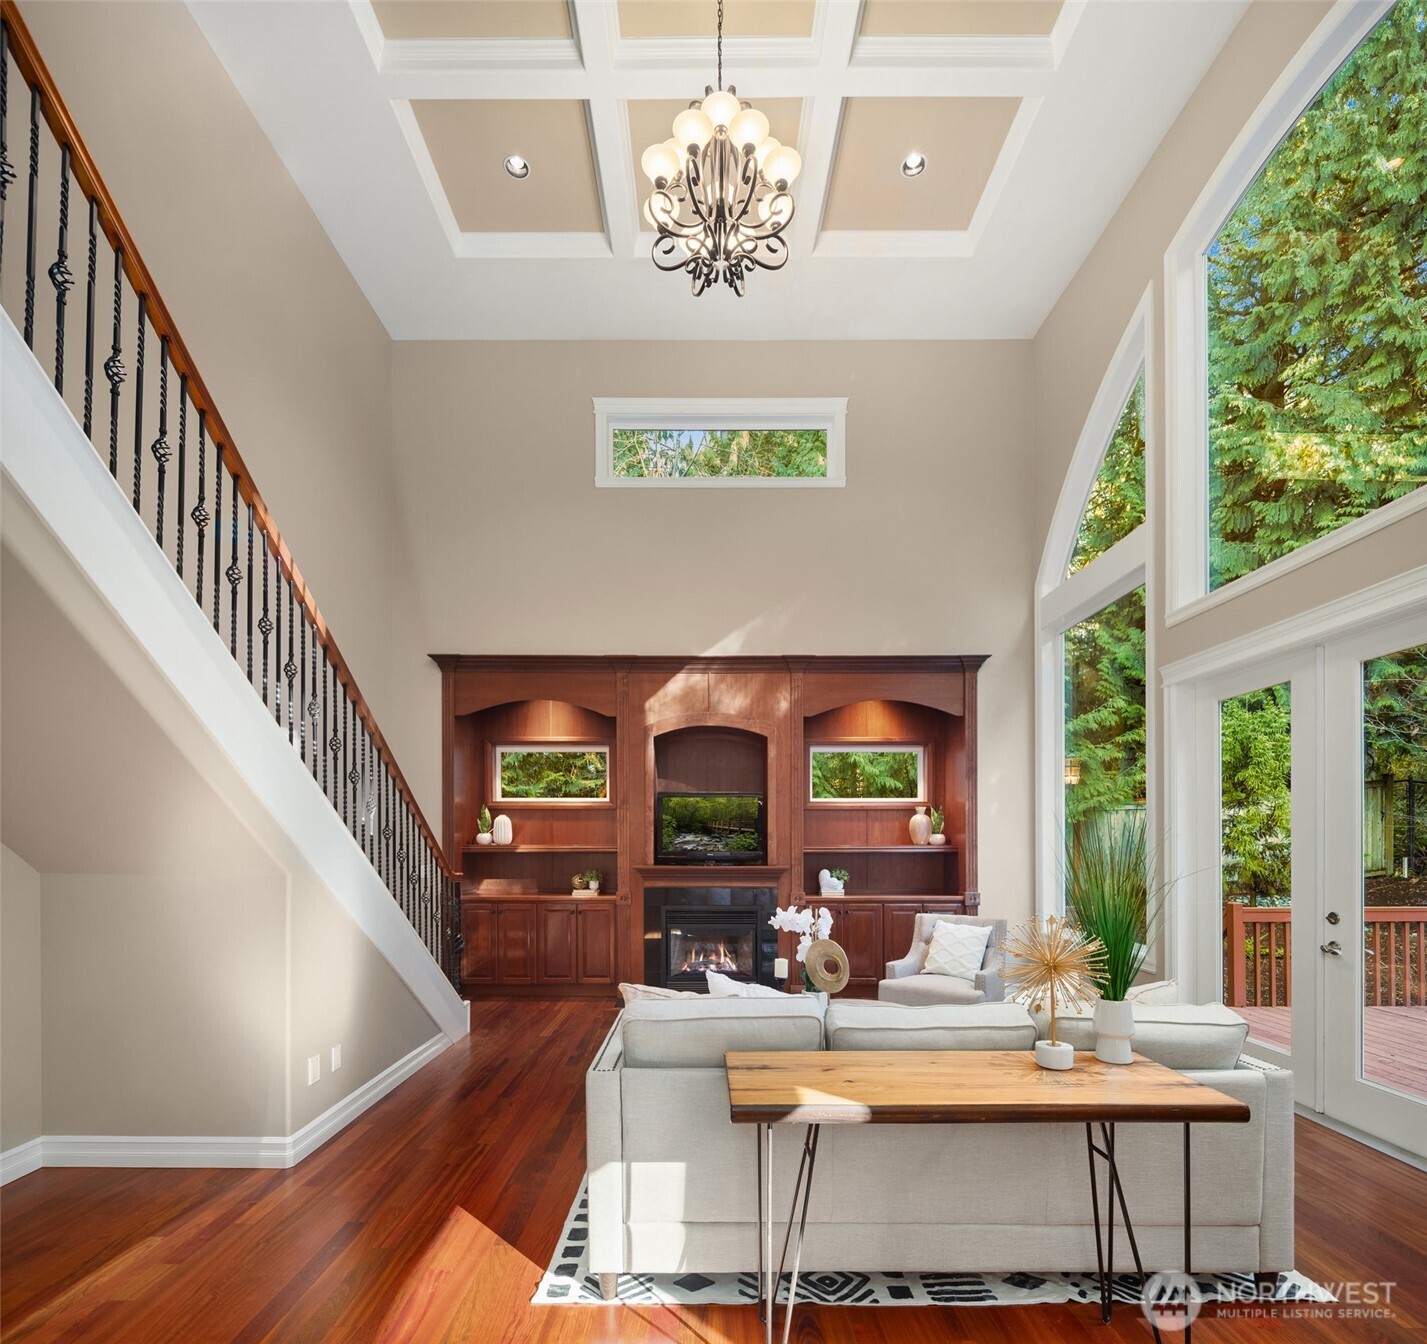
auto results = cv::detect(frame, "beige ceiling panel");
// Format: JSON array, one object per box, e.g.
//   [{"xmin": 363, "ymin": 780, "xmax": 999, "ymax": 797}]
[
  {"xmin": 627, "ymin": 97, "xmax": 804, "ymax": 218},
  {"xmin": 823, "ymin": 97, "xmax": 1019, "ymax": 232},
  {"xmin": 372, "ymin": 1, "xmax": 573, "ymax": 40},
  {"xmin": 410, "ymin": 100, "xmax": 603, "ymax": 233},
  {"xmin": 617, "ymin": 0, "xmax": 816, "ymax": 38},
  {"xmin": 860, "ymin": 0, "xmax": 1062, "ymax": 36}
]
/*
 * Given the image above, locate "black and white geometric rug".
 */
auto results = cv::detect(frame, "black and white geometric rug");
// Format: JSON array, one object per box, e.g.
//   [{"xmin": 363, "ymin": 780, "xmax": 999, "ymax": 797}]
[{"xmin": 534, "ymin": 1182, "xmax": 1336, "ymax": 1307}]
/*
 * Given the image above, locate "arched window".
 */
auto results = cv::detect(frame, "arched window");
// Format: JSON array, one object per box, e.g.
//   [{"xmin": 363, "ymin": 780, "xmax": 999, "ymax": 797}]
[
  {"xmin": 1069, "ymin": 375, "xmax": 1145, "ymax": 576},
  {"xmin": 1170, "ymin": 0, "xmax": 1426, "ymax": 609}
]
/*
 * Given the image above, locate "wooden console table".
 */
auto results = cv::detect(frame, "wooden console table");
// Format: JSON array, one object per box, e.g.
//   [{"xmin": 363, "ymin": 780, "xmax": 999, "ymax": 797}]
[{"xmin": 725, "ymin": 1049, "xmax": 1251, "ymax": 1344}]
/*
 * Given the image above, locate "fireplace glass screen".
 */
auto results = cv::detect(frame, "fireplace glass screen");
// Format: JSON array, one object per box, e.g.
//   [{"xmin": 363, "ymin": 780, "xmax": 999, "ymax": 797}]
[{"xmin": 666, "ymin": 924, "xmax": 755, "ymax": 979}]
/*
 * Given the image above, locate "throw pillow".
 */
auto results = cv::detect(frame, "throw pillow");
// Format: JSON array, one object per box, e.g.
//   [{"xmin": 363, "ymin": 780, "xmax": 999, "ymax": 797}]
[
  {"xmin": 922, "ymin": 921, "xmax": 992, "ymax": 981},
  {"xmin": 705, "ymin": 970, "xmax": 787, "ymax": 999},
  {"xmin": 618, "ymin": 982, "xmax": 701, "ymax": 1003}
]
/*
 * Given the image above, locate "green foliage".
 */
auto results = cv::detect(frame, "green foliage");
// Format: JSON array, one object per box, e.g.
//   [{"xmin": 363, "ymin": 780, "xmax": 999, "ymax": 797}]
[
  {"xmin": 478, "ymin": 805, "xmax": 493, "ymax": 834},
  {"xmin": 1064, "ymin": 812, "xmax": 1165, "ymax": 1000},
  {"xmin": 1069, "ymin": 376, "xmax": 1146, "ymax": 575},
  {"xmin": 498, "ymin": 749, "xmax": 608, "ymax": 800},
  {"xmin": 1064, "ymin": 587, "xmax": 1146, "ymax": 828},
  {"xmin": 811, "ymin": 749, "xmax": 921, "ymax": 800},
  {"xmin": 582, "ymin": 868, "xmax": 603, "ymax": 885},
  {"xmin": 1207, "ymin": 1, "xmax": 1427, "ymax": 589},
  {"xmin": 1220, "ymin": 685, "xmax": 1293, "ymax": 901},
  {"xmin": 829, "ymin": 867, "xmax": 851, "ymax": 884},
  {"xmin": 930, "ymin": 806, "xmax": 945, "ymax": 835},
  {"xmin": 613, "ymin": 428, "xmax": 829, "ymax": 479},
  {"xmin": 1364, "ymin": 642, "xmax": 1427, "ymax": 782}
]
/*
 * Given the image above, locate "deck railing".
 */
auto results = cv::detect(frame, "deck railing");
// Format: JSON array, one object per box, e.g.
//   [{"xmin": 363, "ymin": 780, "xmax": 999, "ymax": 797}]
[
  {"xmin": 0, "ymin": 2, "xmax": 460, "ymax": 988},
  {"xmin": 1224, "ymin": 902, "xmax": 1427, "ymax": 1009}
]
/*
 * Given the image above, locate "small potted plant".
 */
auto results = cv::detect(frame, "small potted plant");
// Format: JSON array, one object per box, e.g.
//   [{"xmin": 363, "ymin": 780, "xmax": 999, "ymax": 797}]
[
  {"xmin": 929, "ymin": 808, "xmax": 947, "ymax": 846},
  {"xmin": 475, "ymin": 806, "xmax": 494, "ymax": 845},
  {"xmin": 769, "ymin": 904, "xmax": 841, "ymax": 998},
  {"xmin": 583, "ymin": 868, "xmax": 603, "ymax": 894}
]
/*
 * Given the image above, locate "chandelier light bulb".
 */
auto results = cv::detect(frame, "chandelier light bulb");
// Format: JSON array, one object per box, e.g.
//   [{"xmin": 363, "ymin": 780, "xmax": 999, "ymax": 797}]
[
  {"xmin": 754, "ymin": 136, "xmax": 780, "ymax": 168},
  {"xmin": 701, "ymin": 89, "xmax": 740, "ymax": 129},
  {"xmin": 641, "ymin": 142, "xmax": 681, "ymax": 185},
  {"xmin": 671, "ymin": 107, "xmax": 714, "ymax": 152},
  {"xmin": 762, "ymin": 145, "xmax": 802, "ymax": 188},
  {"xmin": 727, "ymin": 107, "xmax": 770, "ymax": 156}
]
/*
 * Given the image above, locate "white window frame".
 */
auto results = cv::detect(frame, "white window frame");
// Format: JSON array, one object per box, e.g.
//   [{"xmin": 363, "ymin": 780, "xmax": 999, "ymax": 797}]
[
  {"xmin": 1035, "ymin": 289, "xmax": 1155, "ymax": 918},
  {"xmin": 592, "ymin": 397, "xmax": 848, "ymax": 488},
  {"xmin": 808, "ymin": 744, "xmax": 927, "ymax": 804},
  {"xmin": 1162, "ymin": 0, "xmax": 1419, "ymax": 624},
  {"xmin": 493, "ymin": 744, "xmax": 611, "ymax": 803}
]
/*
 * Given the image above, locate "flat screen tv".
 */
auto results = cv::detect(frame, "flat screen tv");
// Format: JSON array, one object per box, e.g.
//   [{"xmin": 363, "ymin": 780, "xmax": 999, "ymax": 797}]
[{"xmin": 656, "ymin": 792, "xmax": 765, "ymax": 865}]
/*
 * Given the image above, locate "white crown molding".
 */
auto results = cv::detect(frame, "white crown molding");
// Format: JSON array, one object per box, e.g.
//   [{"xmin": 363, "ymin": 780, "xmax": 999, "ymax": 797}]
[{"xmin": 0, "ymin": 1035, "xmax": 452, "ymax": 1183}]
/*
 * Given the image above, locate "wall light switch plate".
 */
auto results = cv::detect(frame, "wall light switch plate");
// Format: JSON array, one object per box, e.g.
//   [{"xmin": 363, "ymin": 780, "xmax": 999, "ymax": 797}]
[
  {"xmin": 331, "ymin": 1044, "xmax": 342, "ymax": 1073},
  {"xmin": 307, "ymin": 1054, "xmax": 321, "ymax": 1086}
]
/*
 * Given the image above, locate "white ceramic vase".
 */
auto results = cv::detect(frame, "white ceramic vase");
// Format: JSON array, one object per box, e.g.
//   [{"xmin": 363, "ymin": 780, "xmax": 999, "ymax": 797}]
[
  {"xmin": 908, "ymin": 806, "xmax": 932, "ymax": 846},
  {"xmin": 492, "ymin": 814, "xmax": 514, "ymax": 846},
  {"xmin": 1093, "ymin": 997, "xmax": 1136, "ymax": 1064}
]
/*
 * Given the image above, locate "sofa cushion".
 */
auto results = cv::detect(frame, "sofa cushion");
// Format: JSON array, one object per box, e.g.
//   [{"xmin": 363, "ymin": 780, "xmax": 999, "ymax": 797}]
[
  {"xmin": 620, "ymin": 996, "xmax": 824, "ymax": 1068},
  {"xmin": 705, "ymin": 970, "xmax": 788, "ymax": 999},
  {"xmin": 618, "ymin": 982, "xmax": 702, "ymax": 1003},
  {"xmin": 825, "ymin": 1001, "xmax": 1036, "ymax": 1051},
  {"xmin": 923, "ymin": 920, "xmax": 992, "ymax": 980},
  {"xmin": 1045, "ymin": 1003, "xmax": 1249, "ymax": 1070},
  {"xmin": 878, "ymin": 973, "xmax": 984, "ymax": 1006}
]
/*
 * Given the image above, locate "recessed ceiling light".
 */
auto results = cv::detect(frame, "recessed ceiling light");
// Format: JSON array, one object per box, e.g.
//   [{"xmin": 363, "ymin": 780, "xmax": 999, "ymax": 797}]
[
  {"xmin": 901, "ymin": 152, "xmax": 926, "ymax": 178},
  {"xmin": 504, "ymin": 155, "xmax": 530, "ymax": 180}
]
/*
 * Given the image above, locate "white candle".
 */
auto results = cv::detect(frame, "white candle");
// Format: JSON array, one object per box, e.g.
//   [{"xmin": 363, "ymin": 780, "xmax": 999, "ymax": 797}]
[{"xmin": 774, "ymin": 957, "xmax": 789, "ymax": 981}]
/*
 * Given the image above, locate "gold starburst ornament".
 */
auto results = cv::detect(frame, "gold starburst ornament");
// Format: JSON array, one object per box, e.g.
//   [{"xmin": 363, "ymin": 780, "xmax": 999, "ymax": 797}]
[{"xmin": 1002, "ymin": 915, "xmax": 1106, "ymax": 1070}]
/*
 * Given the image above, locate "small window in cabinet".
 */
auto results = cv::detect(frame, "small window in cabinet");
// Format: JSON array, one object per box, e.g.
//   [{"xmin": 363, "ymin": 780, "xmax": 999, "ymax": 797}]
[
  {"xmin": 809, "ymin": 746, "xmax": 925, "ymax": 802},
  {"xmin": 494, "ymin": 745, "xmax": 610, "ymax": 802}
]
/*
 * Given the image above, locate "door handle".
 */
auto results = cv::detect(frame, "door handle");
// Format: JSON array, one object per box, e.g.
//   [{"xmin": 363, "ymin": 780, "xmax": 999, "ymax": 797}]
[{"xmin": 1320, "ymin": 940, "xmax": 1342, "ymax": 956}]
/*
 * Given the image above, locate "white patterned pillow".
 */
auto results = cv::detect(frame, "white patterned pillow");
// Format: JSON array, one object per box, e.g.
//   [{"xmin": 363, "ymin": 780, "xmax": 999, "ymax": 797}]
[
  {"xmin": 706, "ymin": 970, "xmax": 788, "ymax": 999},
  {"xmin": 922, "ymin": 921, "xmax": 992, "ymax": 981},
  {"xmin": 618, "ymin": 982, "xmax": 701, "ymax": 1003}
]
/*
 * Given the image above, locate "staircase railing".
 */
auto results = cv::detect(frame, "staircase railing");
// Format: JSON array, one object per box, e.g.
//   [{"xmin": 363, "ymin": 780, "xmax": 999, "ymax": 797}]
[{"xmin": 0, "ymin": 1, "xmax": 461, "ymax": 990}]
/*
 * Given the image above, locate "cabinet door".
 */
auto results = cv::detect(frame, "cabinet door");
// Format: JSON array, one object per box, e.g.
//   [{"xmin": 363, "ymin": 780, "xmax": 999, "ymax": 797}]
[
  {"xmin": 883, "ymin": 904, "xmax": 923, "ymax": 974},
  {"xmin": 539, "ymin": 904, "xmax": 578, "ymax": 983},
  {"xmin": 837, "ymin": 904, "xmax": 884, "ymax": 987},
  {"xmin": 577, "ymin": 903, "xmax": 616, "ymax": 984},
  {"xmin": 461, "ymin": 904, "xmax": 497, "ymax": 985},
  {"xmin": 496, "ymin": 904, "xmax": 537, "ymax": 984}
]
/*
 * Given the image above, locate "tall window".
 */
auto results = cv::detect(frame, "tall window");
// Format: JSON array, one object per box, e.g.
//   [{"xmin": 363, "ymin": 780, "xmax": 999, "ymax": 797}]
[
  {"xmin": 1069, "ymin": 376, "xmax": 1145, "ymax": 576},
  {"xmin": 1206, "ymin": 1, "xmax": 1426, "ymax": 590}
]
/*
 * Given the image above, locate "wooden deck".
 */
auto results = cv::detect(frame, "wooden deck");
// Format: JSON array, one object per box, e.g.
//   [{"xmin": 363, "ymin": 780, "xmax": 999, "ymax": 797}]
[{"xmin": 1238, "ymin": 1004, "xmax": 1427, "ymax": 1098}]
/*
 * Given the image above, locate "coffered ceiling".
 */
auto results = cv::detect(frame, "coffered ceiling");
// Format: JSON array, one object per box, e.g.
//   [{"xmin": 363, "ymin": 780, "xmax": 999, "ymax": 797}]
[{"xmin": 188, "ymin": 0, "xmax": 1249, "ymax": 339}]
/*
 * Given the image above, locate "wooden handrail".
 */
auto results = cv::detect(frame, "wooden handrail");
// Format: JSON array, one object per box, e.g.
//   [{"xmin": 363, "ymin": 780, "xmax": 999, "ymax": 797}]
[{"xmin": 1, "ymin": 0, "xmax": 451, "ymax": 879}]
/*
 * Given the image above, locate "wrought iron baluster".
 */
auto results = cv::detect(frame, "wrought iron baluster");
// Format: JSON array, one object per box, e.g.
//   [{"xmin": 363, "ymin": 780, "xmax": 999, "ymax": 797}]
[
  {"xmin": 131, "ymin": 292, "xmax": 145, "ymax": 511},
  {"xmin": 298, "ymin": 609, "xmax": 307, "ymax": 760},
  {"xmin": 0, "ymin": 20, "xmax": 14, "ymax": 273},
  {"xmin": 105, "ymin": 247, "xmax": 124, "ymax": 475},
  {"xmin": 151, "ymin": 336, "xmax": 171, "ymax": 546},
  {"xmin": 323, "ymin": 656, "xmax": 331, "ymax": 798},
  {"xmin": 211, "ymin": 442, "xmax": 222, "ymax": 629},
  {"xmin": 82, "ymin": 199, "xmax": 95, "ymax": 434},
  {"xmin": 308, "ymin": 624, "xmax": 319, "ymax": 778},
  {"xmin": 192, "ymin": 410, "xmax": 208, "ymax": 599},
  {"xmin": 342, "ymin": 693, "xmax": 351, "ymax": 829},
  {"xmin": 49, "ymin": 145, "xmax": 73, "ymax": 392},
  {"xmin": 361, "ymin": 727, "xmax": 370, "ymax": 854},
  {"xmin": 175, "ymin": 376, "xmax": 188, "ymax": 577},
  {"xmin": 284, "ymin": 580, "xmax": 296, "ymax": 745},
  {"xmin": 23, "ymin": 84, "xmax": 36, "ymax": 347},
  {"xmin": 259, "ymin": 539, "xmax": 271, "ymax": 709},
  {"xmin": 227, "ymin": 473, "xmax": 240, "ymax": 656},
  {"xmin": 245, "ymin": 504, "xmax": 254, "ymax": 685}
]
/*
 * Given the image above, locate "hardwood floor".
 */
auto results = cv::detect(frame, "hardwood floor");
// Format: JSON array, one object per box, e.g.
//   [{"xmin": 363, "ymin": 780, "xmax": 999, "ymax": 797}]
[{"xmin": 3, "ymin": 997, "xmax": 1425, "ymax": 1342}]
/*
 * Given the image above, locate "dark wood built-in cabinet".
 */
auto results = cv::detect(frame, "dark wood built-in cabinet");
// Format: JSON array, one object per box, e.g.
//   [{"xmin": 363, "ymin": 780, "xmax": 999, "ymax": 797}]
[{"xmin": 433, "ymin": 655, "xmax": 986, "ymax": 997}]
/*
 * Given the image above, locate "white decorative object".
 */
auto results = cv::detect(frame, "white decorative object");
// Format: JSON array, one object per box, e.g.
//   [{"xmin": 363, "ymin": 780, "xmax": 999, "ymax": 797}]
[
  {"xmin": 588, "ymin": 879, "xmax": 601, "ymax": 894},
  {"xmin": 929, "ymin": 833, "xmax": 947, "ymax": 847},
  {"xmin": 474, "ymin": 832, "xmax": 493, "ymax": 846},
  {"xmin": 774, "ymin": 956, "xmax": 789, "ymax": 981},
  {"xmin": 923, "ymin": 920, "xmax": 992, "ymax": 981},
  {"xmin": 908, "ymin": 806, "xmax": 932, "ymax": 845},
  {"xmin": 817, "ymin": 867, "xmax": 844, "ymax": 896},
  {"xmin": 1093, "ymin": 998, "xmax": 1136, "ymax": 1064},
  {"xmin": 492, "ymin": 814, "xmax": 514, "ymax": 845},
  {"xmin": 705, "ymin": 970, "xmax": 785, "ymax": 999},
  {"xmin": 769, "ymin": 904, "xmax": 835, "ymax": 976},
  {"xmin": 1035, "ymin": 1039, "xmax": 1075, "ymax": 1070}
]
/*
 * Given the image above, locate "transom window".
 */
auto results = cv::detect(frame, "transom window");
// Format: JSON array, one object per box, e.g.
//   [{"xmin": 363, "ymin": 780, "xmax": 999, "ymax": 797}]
[
  {"xmin": 1206, "ymin": 0, "xmax": 1426, "ymax": 590},
  {"xmin": 1068, "ymin": 375, "xmax": 1145, "ymax": 576},
  {"xmin": 809, "ymin": 746, "xmax": 925, "ymax": 802},
  {"xmin": 593, "ymin": 398, "xmax": 847, "ymax": 487},
  {"xmin": 494, "ymin": 746, "xmax": 610, "ymax": 801}
]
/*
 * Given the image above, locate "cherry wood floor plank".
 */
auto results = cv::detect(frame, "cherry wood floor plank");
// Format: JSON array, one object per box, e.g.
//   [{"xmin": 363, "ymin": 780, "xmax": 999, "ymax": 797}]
[{"xmin": 3, "ymin": 996, "xmax": 1425, "ymax": 1343}]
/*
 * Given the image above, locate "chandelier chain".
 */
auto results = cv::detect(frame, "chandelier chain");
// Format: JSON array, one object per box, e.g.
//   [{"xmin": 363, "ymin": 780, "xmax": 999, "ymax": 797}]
[{"xmin": 716, "ymin": 0, "xmax": 723, "ymax": 91}]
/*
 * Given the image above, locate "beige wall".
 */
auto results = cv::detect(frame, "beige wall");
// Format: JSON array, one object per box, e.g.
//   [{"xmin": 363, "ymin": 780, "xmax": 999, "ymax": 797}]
[
  {"xmin": 1, "ymin": 844, "xmax": 43, "ymax": 1151},
  {"xmin": 16, "ymin": 1, "xmax": 424, "ymax": 793},
  {"xmin": 392, "ymin": 339, "xmax": 1041, "ymax": 915},
  {"xmin": 1034, "ymin": 0, "xmax": 1427, "ymax": 667}
]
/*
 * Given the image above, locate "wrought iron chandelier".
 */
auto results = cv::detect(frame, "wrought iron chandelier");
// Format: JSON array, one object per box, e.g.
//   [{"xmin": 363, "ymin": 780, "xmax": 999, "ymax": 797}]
[{"xmin": 638, "ymin": 0, "xmax": 802, "ymax": 297}]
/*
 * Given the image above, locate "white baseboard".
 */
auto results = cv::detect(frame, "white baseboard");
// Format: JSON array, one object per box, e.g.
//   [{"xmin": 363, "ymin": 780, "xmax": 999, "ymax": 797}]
[{"xmin": 0, "ymin": 1034, "xmax": 451, "ymax": 1185}]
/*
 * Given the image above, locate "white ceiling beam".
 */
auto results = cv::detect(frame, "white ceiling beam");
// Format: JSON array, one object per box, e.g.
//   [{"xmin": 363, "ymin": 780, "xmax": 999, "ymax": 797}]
[
  {"xmin": 570, "ymin": 0, "xmax": 640, "ymax": 265},
  {"xmin": 850, "ymin": 34, "xmax": 1055, "ymax": 70}
]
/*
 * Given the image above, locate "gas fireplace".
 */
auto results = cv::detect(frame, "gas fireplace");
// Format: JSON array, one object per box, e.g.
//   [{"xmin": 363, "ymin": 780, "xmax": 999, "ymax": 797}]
[{"xmin": 644, "ymin": 887, "xmax": 778, "ymax": 989}]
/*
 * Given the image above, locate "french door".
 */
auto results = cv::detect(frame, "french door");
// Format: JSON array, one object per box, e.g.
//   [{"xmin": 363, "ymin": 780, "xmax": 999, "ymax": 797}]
[{"xmin": 1184, "ymin": 616, "xmax": 1427, "ymax": 1158}]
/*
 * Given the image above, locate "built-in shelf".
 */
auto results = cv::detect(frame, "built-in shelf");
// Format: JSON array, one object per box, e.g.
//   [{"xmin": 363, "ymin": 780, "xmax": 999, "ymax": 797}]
[
  {"xmin": 461, "ymin": 890, "xmax": 616, "ymax": 901},
  {"xmin": 464, "ymin": 844, "xmax": 619, "ymax": 854},
  {"xmin": 804, "ymin": 845, "xmax": 955, "ymax": 855}
]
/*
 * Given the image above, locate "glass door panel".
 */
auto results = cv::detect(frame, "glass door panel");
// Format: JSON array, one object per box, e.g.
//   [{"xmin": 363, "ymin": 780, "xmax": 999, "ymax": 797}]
[{"xmin": 1219, "ymin": 684, "xmax": 1293, "ymax": 1052}]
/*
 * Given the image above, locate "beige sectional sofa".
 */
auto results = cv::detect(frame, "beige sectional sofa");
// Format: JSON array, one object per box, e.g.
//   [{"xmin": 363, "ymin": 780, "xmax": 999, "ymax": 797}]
[{"xmin": 585, "ymin": 996, "xmax": 1293, "ymax": 1298}]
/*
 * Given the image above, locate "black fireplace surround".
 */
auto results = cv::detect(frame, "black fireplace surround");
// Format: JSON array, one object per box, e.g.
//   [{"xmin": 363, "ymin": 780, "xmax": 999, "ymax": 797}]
[{"xmin": 643, "ymin": 887, "xmax": 779, "ymax": 990}]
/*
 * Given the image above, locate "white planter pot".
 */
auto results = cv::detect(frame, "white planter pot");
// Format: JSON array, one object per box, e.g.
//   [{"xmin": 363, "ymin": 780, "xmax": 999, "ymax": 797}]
[
  {"xmin": 1094, "ymin": 998, "xmax": 1136, "ymax": 1065},
  {"xmin": 928, "ymin": 833, "xmax": 947, "ymax": 846},
  {"xmin": 588, "ymin": 881, "xmax": 600, "ymax": 894},
  {"xmin": 475, "ymin": 832, "xmax": 493, "ymax": 845}
]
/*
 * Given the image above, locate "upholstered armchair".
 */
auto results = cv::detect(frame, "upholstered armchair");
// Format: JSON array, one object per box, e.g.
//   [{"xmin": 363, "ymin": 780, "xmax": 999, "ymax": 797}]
[{"xmin": 878, "ymin": 913, "xmax": 1007, "ymax": 1005}]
